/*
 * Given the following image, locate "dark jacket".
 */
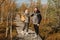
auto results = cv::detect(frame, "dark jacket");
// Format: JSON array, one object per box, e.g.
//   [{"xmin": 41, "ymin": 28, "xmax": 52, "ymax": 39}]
[{"xmin": 31, "ymin": 11, "xmax": 42, "ymax": 24}]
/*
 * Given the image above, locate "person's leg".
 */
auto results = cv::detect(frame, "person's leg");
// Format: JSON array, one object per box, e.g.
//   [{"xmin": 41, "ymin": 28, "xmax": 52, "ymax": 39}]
[
  {"xmin": 23, "ymin": 23, "xmax": 29, "ymax": 32},
  {"xmin": 21, "ymin": 23, "xmax": 26, "ymax": 35},
  {"xmin": 23, "ymin": 23, "xmax": 29, "ymax": 35},
  {"xmin": 34, "ymin": 25, "xmax": 39, "ymax": 35},
  {"xmin": 23, "ymin": 22, "xmax": 26, "ymax": 31},
  {"xmin": 26, "ymin": 23, "xmax": 29, "ymax": 32}
]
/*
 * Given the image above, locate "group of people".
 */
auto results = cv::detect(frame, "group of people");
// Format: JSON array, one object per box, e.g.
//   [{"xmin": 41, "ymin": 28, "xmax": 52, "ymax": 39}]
[{"xmin": 16, "ymin": 7, "xmax": 42, "ymax": 38}]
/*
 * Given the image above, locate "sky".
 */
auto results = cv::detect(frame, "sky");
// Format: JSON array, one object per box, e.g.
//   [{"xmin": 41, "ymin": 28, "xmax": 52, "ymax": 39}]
[
  {"xmin": 15, "ymin": 0, "xmax": 47, "ymax": 7},
  {"xmin": 41, "ymin": 0, "xmax": 47, "ymax": 4}
]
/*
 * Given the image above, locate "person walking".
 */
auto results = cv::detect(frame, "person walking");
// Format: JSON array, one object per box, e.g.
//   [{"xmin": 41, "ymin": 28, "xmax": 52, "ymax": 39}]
[
  {"xmin": 31, "ymin": 7, "xmax": 42, "ymax": 38},
  {"xmin": 21, "ymin": 9, "xmax": 30, "ymax": 35}
]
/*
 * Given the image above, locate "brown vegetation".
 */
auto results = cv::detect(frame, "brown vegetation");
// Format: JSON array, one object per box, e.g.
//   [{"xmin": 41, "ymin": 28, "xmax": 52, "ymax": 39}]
[{"xmin": 0, "ymin": 0, "xmax": 60, "ymax": 40}]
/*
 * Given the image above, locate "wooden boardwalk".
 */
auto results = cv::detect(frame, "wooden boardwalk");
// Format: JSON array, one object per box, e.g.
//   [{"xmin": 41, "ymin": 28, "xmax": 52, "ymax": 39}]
[{"xmin": 15, "ymin": 14, "xmax": 42, "ymax": 40}]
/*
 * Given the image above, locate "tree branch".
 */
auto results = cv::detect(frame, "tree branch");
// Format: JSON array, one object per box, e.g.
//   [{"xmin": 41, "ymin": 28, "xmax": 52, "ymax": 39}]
[{"xmin": 0, "ymin": 0, "xmax": 5, "ymax": 6}]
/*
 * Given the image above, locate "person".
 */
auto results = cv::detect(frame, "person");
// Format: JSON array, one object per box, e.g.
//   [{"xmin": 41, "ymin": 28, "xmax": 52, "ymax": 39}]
[
  {"xmin": 31, "ymin": 7, "xmax": 42, "ymax": 38},
  {"xmin": 21, "ymin": 9, "xmax": 30, "ymax": 35}
]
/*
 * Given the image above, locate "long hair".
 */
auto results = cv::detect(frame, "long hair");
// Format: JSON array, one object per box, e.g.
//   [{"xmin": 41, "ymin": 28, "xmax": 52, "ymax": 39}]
[{"xmin": 34, "ymin": 7, "xmax": 40, "ymax": 13}]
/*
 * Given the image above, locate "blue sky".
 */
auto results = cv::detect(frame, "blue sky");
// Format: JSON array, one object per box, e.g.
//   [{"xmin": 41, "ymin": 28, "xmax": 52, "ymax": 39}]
[
  {"xmin": 15, "ymin": 0, "xmax": 47, "ymax": 6},
  {"xmin": 41, "ymin": 0, "xmax": 47, "ymax": 4}
]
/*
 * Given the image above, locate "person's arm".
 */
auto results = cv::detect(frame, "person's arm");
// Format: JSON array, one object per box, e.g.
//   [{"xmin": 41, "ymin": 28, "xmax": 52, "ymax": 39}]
[
  {"xmin": 31, "ymin": 14, "xmax": 34, "ymax": 17},
  {"xmin": 37, "ymin": 13, "xmax": 42, "ymax": 24}
]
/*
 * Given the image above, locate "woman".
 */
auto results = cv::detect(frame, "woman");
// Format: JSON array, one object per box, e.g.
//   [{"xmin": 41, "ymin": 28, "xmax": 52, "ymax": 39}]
[
  {"xmin": 31, "ymin": 7, "xmax": 42, "ymax": 38},
  {"xmin": 21, "ymin": 9, "xmax": 30, "ymax": 35}
]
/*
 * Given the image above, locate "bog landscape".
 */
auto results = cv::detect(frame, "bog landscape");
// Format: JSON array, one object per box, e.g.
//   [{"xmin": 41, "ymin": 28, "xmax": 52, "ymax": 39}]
[{"xmin": 0, "ymin": 0, "xmax": 60, "ymax": 40}]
